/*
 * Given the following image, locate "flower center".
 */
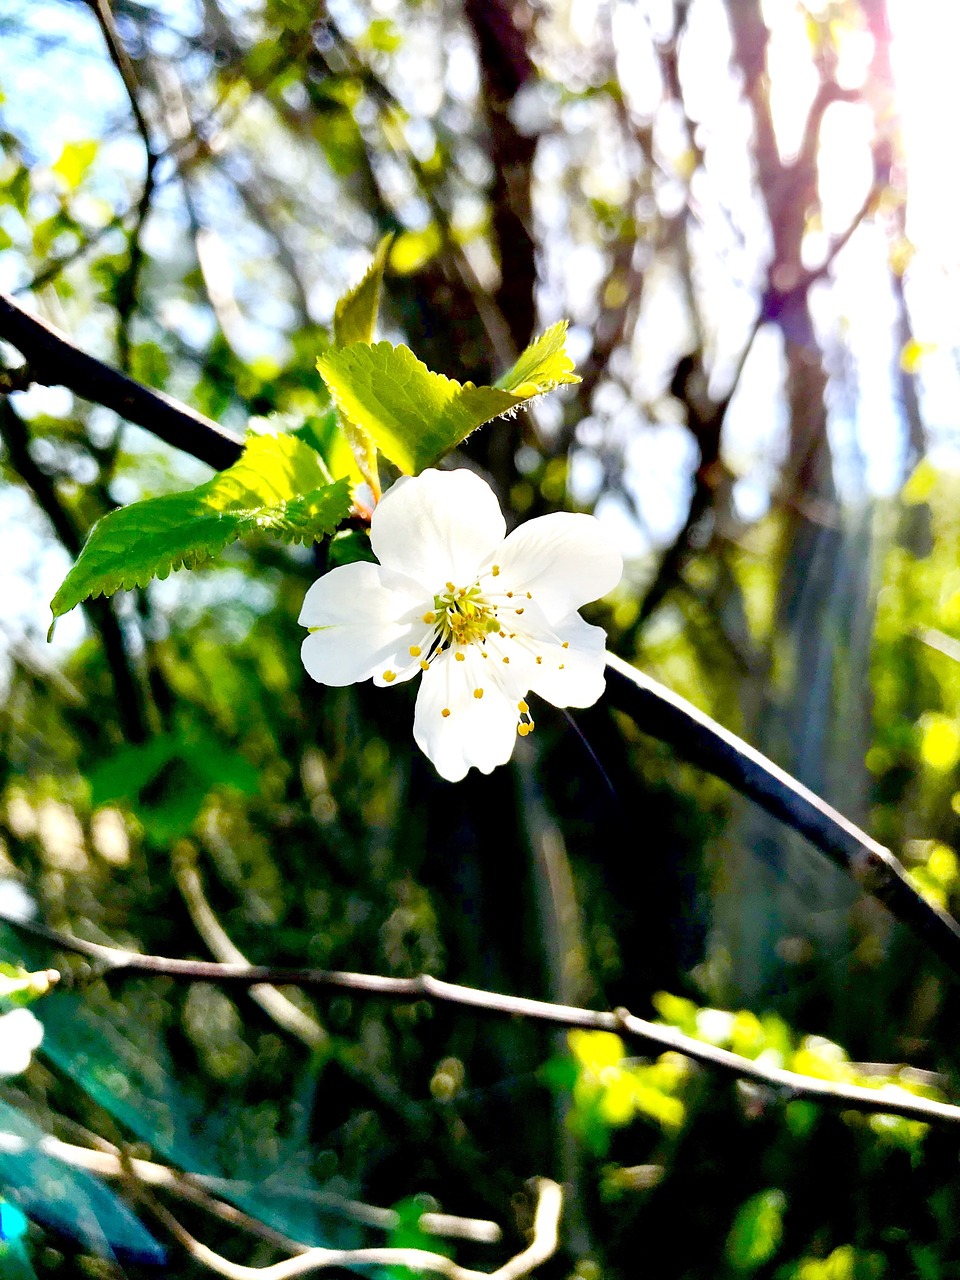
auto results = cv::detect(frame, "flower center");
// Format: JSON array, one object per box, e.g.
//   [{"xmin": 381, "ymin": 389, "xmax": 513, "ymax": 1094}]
[{"xmin": 433, "ymin": 581, "xmax": 501, "ymax": 649}]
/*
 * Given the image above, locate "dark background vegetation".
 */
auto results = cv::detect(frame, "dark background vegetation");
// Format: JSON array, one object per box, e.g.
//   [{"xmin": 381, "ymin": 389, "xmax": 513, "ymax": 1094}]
[{"xmin": 1, "ymin": 0, "xmax": 960, "ymax": 1276}]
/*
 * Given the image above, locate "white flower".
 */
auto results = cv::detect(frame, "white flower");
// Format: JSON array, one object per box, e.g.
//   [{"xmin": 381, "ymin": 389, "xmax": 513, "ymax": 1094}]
[
  {"xmin": 300, "ymin": 469, "xmax": 622, "ymax": 782},
  {"xmin": 0, "ymin": 1008, "xmax": 43, "ymax": 1077}
]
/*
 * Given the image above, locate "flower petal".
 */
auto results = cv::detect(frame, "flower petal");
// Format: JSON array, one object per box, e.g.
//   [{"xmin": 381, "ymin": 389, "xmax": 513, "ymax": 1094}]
[
  {"xmin": 300, "ymin": 562, "xmax": 427, "ymax": 686},
  {"xmin": 371, "ymin": 469, "xmax": 506, "ymax": 591},
  {"xmin": 491, "ymin": 512, "xmax": 622, "ymax": 623},
  {"xmin": 523, "ymin": 611, "xmax": 609, "ymax": 708},
  {"xmin": 414, "ymin": 647, "xmax": 520, "ymax": 782}
]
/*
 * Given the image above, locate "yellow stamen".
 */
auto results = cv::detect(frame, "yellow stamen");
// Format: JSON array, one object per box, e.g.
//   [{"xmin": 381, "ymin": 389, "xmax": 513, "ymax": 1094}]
[
  {"xmin": 423, "ymin": 611, "xmax": 436, "ymax": 624},
  {"xmin": 442, "ymin": 707, "xmax": 451, "ymax": 718},
  {"xmin": 515, "ymin": 608, "xmax": 524, "ymax": 615},
  {"xmin": 409, "ymin": 645, "xmax": 421, "ymax": 657},
  {"xmin": 419, "ymin": 659, "xmax": 430, "ymax": 671},
  {"xmin": 492, "ymin": 565, "xmax": 500, "ymax": 577},
  {"xmin": 517, "ymin": 722, "xmax": 532, "ymax": 736},
  {"xmin": 474, "ymin": 688, "xmax": 484, "ymax": 699},
  {"xmin": 518, "ymin": 700, "xmax": 529, "ymax": 714},
  {"xmin": 536, "ymin": 656, "xmax": 542, "ymax": 665},
  {"xmin": 526, "ymin": 592, "xmax": 532, "ymax": 599},
  {"xmin": 562, "ymin": 642, "xmax": 569, "ymax": 649},
  {"xmin": 383, "ymin": 670, "xmax": 396, "ymax": 682},
  {"xmin": 559, "ymin": 664, "xmax": 565, "ymax": 670},
  {"xmin": 506, "ymin": 591, "xmax": 514, "ymax": 598},
  {"xmin": 446, "ymin": 581, "xmax": 455, "ymax": 592},
  {"xmin": 502, "ymin": 656, "xmax": 510, "ymax": 664},
  {"xmin": 455, "ymin": 651, "xmax": 466, "ymax": 662}
]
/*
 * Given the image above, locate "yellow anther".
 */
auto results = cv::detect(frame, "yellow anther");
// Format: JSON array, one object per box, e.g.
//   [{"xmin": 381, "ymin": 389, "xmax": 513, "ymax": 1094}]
[
  {"xmin": 446, "ymin": 581, "xmax": 455, "ymax": 591},
  {"xmin": 536, "ymin": 656, "xmax": 542, "ymax": 665},
  {"xmin": 419, "ymin": 659, "xmax": 430, "ymax": 671},
  {"xmin": 409, "ymin": 645, "xmax": 422, "ymax": 657},
  {"xmin": 562, "ymin": 641, "xmax": 569, "ymax": 649},
  {"xmin": 515, "ymin": 608, "xmax": 524, "ymax": 615},
  {"xmin": 517, "ymin": 722, "xmax": 532, "ymax": 737},
  {"xmin": 506, "ymin": 591, "xmax": 514, "ymax": 598},
  {"xmin": 455, "ymin": 651, "xmax": 466, "ymax": 662},
  {"xmin": 492, "ymin": 565, "xmax": 500, "ymax": 577},
  {"xmin": 383, "ymin": 670, "xmax": 396, "ymax": 683},
  {"xmin": 474, "ymin": 688, "xmax": 484, "ymax": 699},
  {"xmin": 502, "ymin": 656, "xmax": 510, "ymax": 664},
  {"xmin": 481, "ymin": 651, "xmax": 489, "ymax": 659},
  {"xmin": 526, "ymin": 592, "xmax": 532, "ymax": 599},
  {"xmin": 442, "ymin": 707, "xmax": 451, "ymax": 718},
  {"xmin": 499, "ymin": 630, "xmax": 506, "ymax": 638},
  {"xmin": 518, "ymin": 700, "xmax": 529, "ymax": 714},
  {"xmin": 423, "ymin": 611, "xmax": 436, "ymax": 624},
  {"xmin": 559, "ymin": 664, "xmax": 565, "ymax": 670}
]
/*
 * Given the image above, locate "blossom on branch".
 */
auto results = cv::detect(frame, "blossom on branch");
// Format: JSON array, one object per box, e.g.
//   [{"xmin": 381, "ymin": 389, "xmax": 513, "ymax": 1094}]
[{"xmin": 299, "ymin": 469, "xmax": 622, "ymax": 782}]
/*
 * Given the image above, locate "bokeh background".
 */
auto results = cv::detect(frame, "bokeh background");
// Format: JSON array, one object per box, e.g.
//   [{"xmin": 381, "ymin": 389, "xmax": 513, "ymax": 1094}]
[{"xmin": 2, "ymin": 0, "xmax": 960, "ymax": 1275}]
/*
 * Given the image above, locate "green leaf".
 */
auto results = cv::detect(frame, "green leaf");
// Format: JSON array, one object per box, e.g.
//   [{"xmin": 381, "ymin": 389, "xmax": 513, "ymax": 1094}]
[
  {"xmin": 89, "ymin": 729, "xmax": 260, "ymax": 844},
  {"xmin": 316, "ymin": 323, "xmax": 581, "ymax": 474},
  {"xmin": 334, "ymin": 234, "xmax": 392, "ymax": 347},
  {"xmin": 50, "ymin": 434, "xmax": 352, "ymax": 629},
  {"xmin": 725, "ymin": 1189, "xmax": 786, "ymax": 1271},
  {"xmin": 494, "ymin": 321, "xmax": 580, "ymax": 395}
]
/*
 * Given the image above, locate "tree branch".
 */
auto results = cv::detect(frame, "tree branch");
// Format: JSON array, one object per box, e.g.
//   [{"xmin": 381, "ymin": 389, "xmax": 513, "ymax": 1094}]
[
  {"xmin": 0, "ymin": 398, "xmax": 149, "ymax": 740},
  {"xmin": 0, "ymin": 293, "xmax": 243, "ymax": 470},
  {"xmin": 148, "ymin": 1179, "xmax": 560, "ymax": 1280},
  {"xmin": 0, "ymin": 1129, "xmax": 501, "ymax": 1246},
  {"xmin": 4, "ymin": 910, "xmax": 960, "ymax": 1127},
  {"xmin": 604, "ymin": 653, "xmax": 960, "ymax": 978}
]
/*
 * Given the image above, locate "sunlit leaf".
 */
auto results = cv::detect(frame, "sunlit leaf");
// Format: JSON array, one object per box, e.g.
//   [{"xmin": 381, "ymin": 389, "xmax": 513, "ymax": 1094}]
[
  {"xmin": 50, "ymin": 435, "xmax": 352, "ymax": 629},
  {"xmin": 389, "ymin": 225, "xmax": 442, "ymax": 274},
  {"xmin": 334, "ymin": 234, "xmax": 392, "ymax": 348},
  {"xmin": 51, "ymin": 139, "xmax": 97, "ymax": 190},
  {"xmin": 316, "ymin": 323, "xmax": 580, "ymax": 474}
]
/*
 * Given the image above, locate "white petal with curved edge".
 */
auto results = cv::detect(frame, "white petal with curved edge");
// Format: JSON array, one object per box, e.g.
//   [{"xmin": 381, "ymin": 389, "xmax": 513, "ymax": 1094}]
[
  {"xmin": 491, "ymin": 512, "xmax": 622, "ymax": 622},
  {"xmin": 414, "ymin": 647, "xmax": 520, "ymax": 782},
  {"xmin": 371, "ymin": 469, "xmax": 506, "ymax": 591},
  {"xmin": 299, "ymin": 561, "xmax": 426, "ymax": 686},
  {"xmin": 523, "ymin": 611, "xmax": 608, "ymax": 708}
]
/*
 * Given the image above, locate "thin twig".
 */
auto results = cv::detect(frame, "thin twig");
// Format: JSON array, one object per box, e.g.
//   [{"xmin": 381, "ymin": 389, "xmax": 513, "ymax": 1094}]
[
  {"xmin": 3, "ymin": 910, "xmax": 960, "ymax": 1126},
  {"xmin": 149, "ymin": 1178, "xmax": 560, "ymax": 1280},
  {"xmin": 86, "ymin": 0, "xmax": 160, "ymax": 371},
  {"xmin": 604, "ymin": 652, "xmax": 960, "ymax": 979},
  {"xmin": 0, "ymin": 293, "xmax": 243, "ymax": 470}
]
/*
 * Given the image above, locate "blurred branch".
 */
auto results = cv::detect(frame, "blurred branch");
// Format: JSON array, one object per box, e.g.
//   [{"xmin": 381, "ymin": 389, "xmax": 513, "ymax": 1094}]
[
  {"xmin": 604, "ymin": 653, "xmax": 960, "ymax": 978},
  {"xmin": 0, "ymin": 397, "xmax": 148, "ymax": 740},
  {"xmin": 5, "ymin": 911, "xmax": 960, "ymax": 1126},
  {"xmin": 174, "ymin": 847, "xmax": 427, "ymax": 1131},
  {"xmin": 150, "ymin": 1178, "xmax": 560, "ymax": 1280},
  {"xmin": 0, "ymin": 293, "xmax": 244, "ymax": 469},
  {"xmin": 0, "ymin": 1129, "xmax": 501, "ymax": 1247}
]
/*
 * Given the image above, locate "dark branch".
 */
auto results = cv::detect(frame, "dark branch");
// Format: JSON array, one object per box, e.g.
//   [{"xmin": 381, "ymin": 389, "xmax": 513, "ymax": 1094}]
[
  {"xmin": 604, "ymin": 653, "xmax": 960, "ymax": 978},
  {"xmin": 0, "ymin": 293, "xmax": 243, "ymax": 470},
  {"xmin": 3, "ymin": 909, "xmax": 959, "ymax": 1127},
  {"xmin": 0, "ymin": 399, "xmax": 148, "ymax": 740}
]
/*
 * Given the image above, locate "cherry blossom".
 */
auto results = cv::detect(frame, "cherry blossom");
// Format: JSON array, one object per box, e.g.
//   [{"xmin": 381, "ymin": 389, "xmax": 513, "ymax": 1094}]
[{"xmin": 300, "ymin": 469, "xmax": 622, "ymax": 782}]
